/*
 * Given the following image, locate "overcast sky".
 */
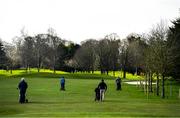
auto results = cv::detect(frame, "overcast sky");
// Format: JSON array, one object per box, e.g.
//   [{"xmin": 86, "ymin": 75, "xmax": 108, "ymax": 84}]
[{"xmin": 0, "ymin": 0, "xmax": 179, "ymax": 44}]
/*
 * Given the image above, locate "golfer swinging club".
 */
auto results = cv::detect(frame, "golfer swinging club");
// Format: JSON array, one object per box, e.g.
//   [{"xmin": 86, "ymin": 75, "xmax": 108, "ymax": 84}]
[{"xmin": 98, "ymin": 79, "xmax": 107, "ymax": 101}]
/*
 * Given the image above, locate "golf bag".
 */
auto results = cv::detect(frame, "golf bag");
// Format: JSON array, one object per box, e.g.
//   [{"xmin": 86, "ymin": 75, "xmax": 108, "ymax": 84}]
[{"xmin": 95, "ymin": 87, "xmax": 100, "ymax": 101}]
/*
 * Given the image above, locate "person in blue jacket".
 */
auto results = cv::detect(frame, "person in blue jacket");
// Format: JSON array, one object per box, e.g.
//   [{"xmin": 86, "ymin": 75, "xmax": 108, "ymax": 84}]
[{"xmin": 60, "ymin": 76, "xmax": 65, "ymax": 90}]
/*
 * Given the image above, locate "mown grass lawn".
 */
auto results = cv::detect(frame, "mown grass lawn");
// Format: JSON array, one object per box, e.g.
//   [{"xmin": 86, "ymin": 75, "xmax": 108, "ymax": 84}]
[{"xmin": 0, "ymin": 69, "xmax": 180, "ymax": 117}]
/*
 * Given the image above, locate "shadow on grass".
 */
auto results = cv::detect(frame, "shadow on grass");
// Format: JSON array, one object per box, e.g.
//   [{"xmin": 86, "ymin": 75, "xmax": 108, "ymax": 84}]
[
  {"xmin": 0, "ymin": 108, "xmax": 21, "ymax": 116},
  {"xmin": 26, "ymin": 101, "xmax": 58, "ymax": 104},
  {"xmin": 103, "ymin": 99, "xmax": 126, "ymax": 103},
  {"xmin": 0, "ymin": 74, "xmax": 8, "ymax": 79},
  {"xmin": 26, "ymin": 100, "xmax": 90, "ymax": 104}
]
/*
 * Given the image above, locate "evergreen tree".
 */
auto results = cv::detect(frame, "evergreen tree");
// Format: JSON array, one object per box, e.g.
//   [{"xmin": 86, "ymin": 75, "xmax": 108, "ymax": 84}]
[
  {"xmin": 167, "ymin": 18, "xmax": 180, "ymax": 81},
  {"xmin": 0, "ymin": 41, "xmax": 7, "ymax": 69}
]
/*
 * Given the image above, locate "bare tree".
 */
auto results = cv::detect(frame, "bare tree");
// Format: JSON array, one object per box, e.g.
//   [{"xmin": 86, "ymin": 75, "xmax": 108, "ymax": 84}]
[
  {"xmin": 3, "ymin": 41, "xmax": 18, "ymax": 74},
  {"xmin": 96, "ymin": 39, "xmax": 111, "ymax": 75},
  {"xmin": 127, "ymin": 34, "xmax": 146, "ymax": 75},
  {"xmin": 146, "ymin": 21, "xmax": 169, "ymax": 98},
  {"xmin": 47, "ymin": 28, "xmax": 62, "ymax": 73},
  {"xmin": 73, "ymin": 39, "xmax": 97, "ymax": 73},
  {"xmin": 20, "ymin": 36, "xmax": 35, "ymax": 72},
  {"xmin": 104, "ymin": 33, "xmax": 121, "ymax": 76},
  {"xmin": 34, "ymin": 34, "xmax": 49, "ymax": 72},
  {"xmin": 119, "ymin": 39, "xmax": 129, "ymax": 78}
]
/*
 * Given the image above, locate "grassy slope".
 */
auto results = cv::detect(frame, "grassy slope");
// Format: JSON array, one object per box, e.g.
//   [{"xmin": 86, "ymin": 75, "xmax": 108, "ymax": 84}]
[{"xmin": 0, "ymin": 69, "xmax": 180, "ymax": 117}]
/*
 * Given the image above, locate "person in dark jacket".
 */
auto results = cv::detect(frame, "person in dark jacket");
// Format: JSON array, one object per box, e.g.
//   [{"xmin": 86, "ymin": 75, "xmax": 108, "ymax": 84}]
[
  {"xmin": 18, "ymin": 78, "xmax": 28, "ymax": 103},
  {"xmin": 98, "ymin": 79, "xmax": 107, "ymax": 101},
  {"xmin": 116, "ymin": 77, "xmax": 121, "ymax": 90},
  {"xmin": 94, "ymin": 87, "xmax": 100, "ymax": 101}
]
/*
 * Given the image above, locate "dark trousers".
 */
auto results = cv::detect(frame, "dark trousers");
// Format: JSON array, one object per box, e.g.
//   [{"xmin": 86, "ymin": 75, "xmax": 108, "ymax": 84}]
[
  {"xmin": 61, "ymin": 83, "xmax": 65, "ymax": 90},
  {"xmin": 117, "ymin": 83, "xmax": 121, "ymax": 90},
  {"xmin": 19, "ymin": 91, "xmax": 26, "ymax": 103}
]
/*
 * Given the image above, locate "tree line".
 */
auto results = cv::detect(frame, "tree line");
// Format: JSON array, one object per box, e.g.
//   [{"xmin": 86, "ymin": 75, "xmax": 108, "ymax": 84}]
[
  {"xmin": 0, "ymin": 18, "xmax": 180, "ymax": 98},
  {"xmin": 0, "ymin": 28, "xmax": 80, "ymax": 73}
]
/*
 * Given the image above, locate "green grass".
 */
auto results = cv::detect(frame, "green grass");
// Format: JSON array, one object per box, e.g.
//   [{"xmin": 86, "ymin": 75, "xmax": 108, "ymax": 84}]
[
  {"xmin": 93, "ymin": 70, "xmax": 143, "ymax": 80},
  {"xmin": 0, "ymin": 69, "xmax": 180, "ymax": 117}
]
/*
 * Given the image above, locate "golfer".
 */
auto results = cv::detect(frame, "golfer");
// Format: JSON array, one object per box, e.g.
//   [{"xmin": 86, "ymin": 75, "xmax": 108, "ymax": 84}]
[
  {"xmin": 116, "ymin": 77, "xmax": 121, "ymax": 90},
  {"xmin": 60, "ymin": 76, "xmax": 65, "ymax": 90},
  {"xmin": 98, "ymin": 79, "xmax": 107, "ymax": 101},
  {"xmin": 18, "ymin": 78, "xmax": 28, "ymax": 103}
]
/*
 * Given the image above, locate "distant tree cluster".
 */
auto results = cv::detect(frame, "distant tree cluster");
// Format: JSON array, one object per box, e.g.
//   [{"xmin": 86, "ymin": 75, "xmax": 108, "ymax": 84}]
[
  {"xmin": 0, "ymin": 28, "xmax": 80, "ymax": 73},
  {"xmin": 0, "ymin": 18, "xmax": 180, "ymax": 97}
]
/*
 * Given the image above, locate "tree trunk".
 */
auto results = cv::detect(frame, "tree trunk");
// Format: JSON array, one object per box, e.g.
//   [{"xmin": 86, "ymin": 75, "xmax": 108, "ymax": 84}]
[
  {"xmin": 37, "ymin": 53, "xmax": 40, "ymax": 72},
  {"xmin": 10, "ymin": 69, "xmax": 12, "ymax": 74},
  {"xmin": 123, "ymin": 63, "xmax": 126, "ymax": 78},
  {"xmin": 156, "ymin": 73, "xmax": 159, "ymax": 96},
  {"xmin": 53, "ymin": 67, "xmax": 56, "ymax": 74},
  {"xmin": 26, "ymin": 67, "xmax": 28, "ymax": 73},
  {"xmin": 150, "ymin": 72, "xmax": 153, "ymax": 92},
  {"xmin": 161, "ymin": 75, "xmax": 165, "ymax": 98},
  {"xmin": 10, "ymin": 65, "xmax": 12, "ymax": 74},
  {"xmin": 38, "ymin": 62, "xmax": 40, "ymax": 72},
  {"xmin": 53, "ymin": 56, "xmax": 56, "ymax": 74},
  {"xmin": 135, "ymin": 66, "xmax": 138, "ymax": 75},
  {"xmin": 101, "ymin": 69, "xmax": 103, "ymax": 74},
  {"xmin": 144, "ymin": 73, "xmax": 147, "ymax": 94},
  {"xmin": 106, "ymin": 69, "xmax": 109, "ymax": 75},
  {"xmin": 146, "ymin": 73, "xmax": 149, "ymax": 99},
  {"xmin": 113, "ymin": 70, "xmax": 115, "ymax": 77},
  {"xmin": 27, "ymin": 65, "xmax": 30, "ymax": 73},
  {"xmin": 6, "ymin": 66, "xmax": 9, "ymax": 72},
  {"xmin": 29, "ymin": 67, "xmax": 31, "ymax": 73},
  {"xmin": 123, "ymin": 70, "xmax": 126, "ymax": 79},
  {"xmin": 148, "ymin": 72, "xmax": 150, "ymax": 93},
  {"xmin": 26, "ymin": 64, "xmax": 28, "ymax": 73}
]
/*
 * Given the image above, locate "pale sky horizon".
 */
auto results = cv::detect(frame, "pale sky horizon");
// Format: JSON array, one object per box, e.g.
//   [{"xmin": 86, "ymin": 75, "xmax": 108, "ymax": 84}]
[{"xmin": 0, "ymin": 0, "xmax": 179, "ymax": 44}]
